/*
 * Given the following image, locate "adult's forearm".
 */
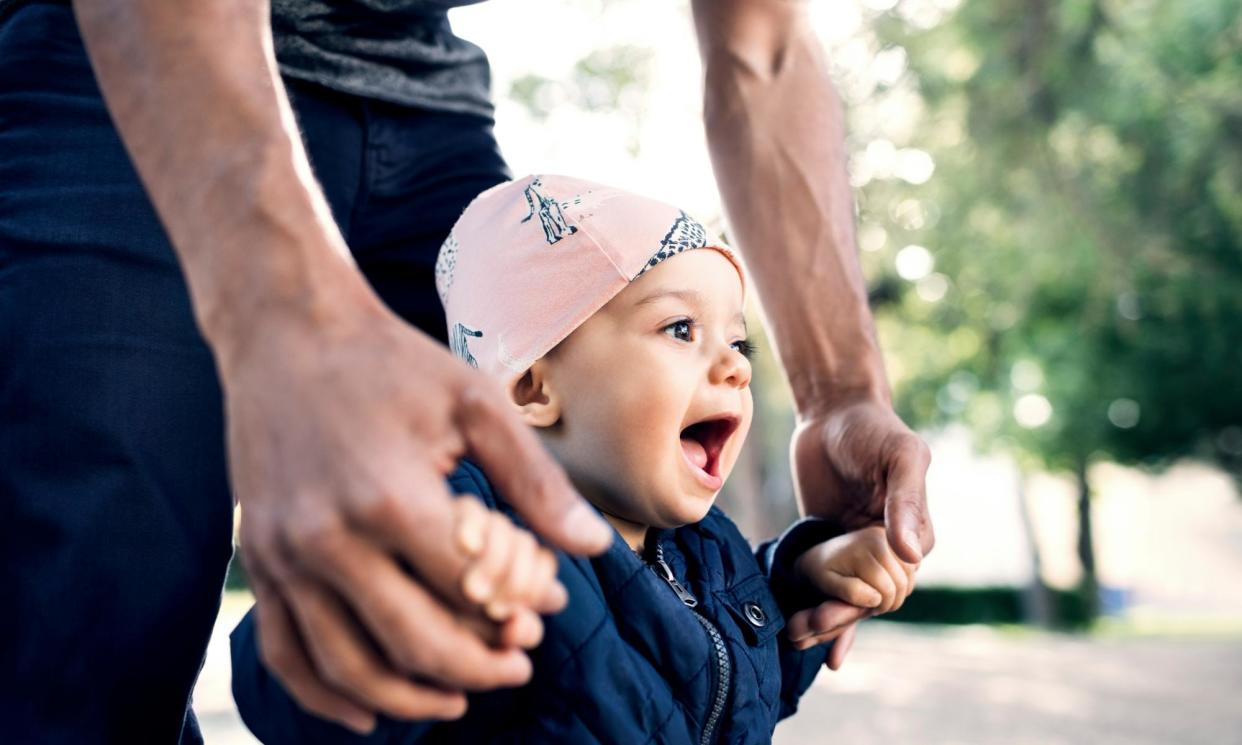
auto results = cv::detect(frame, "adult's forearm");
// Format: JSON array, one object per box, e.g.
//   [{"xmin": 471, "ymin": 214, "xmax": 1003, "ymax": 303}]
[
  {"xmin": 73, "ymin": 0, "xmax": 374, "ymax": 367},
  {"xmin": 694, "ymin": 0, "xmax": 890, "ymax": 413}
]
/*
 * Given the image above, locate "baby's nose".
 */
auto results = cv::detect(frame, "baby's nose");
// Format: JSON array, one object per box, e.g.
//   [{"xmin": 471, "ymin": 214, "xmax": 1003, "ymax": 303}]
[{"xmin": 710, "ymin": 347, "xmax": 751, "ymax": 389}]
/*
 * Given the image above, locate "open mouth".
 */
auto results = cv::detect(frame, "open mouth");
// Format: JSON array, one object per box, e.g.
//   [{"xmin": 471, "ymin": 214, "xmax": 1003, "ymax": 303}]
[{"xmin": 679, "ymin": 415, "xmax": 739, "ymax": 479}]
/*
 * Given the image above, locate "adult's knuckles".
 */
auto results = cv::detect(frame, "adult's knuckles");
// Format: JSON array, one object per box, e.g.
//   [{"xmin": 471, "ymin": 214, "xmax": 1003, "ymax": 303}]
[
  {"xmin": 238, "ymin": 537, "xmax": 281, "ymax": 580},
  {"xmin": 351, "ymin": 488, "xmax": 418, "ymax": 529},
  {"xmin": 886, "ymin": 431, "xmax": 930, "ymax": 467},
  {"xmin": 907, "ymin": 434, "xmax": 932, "ymax": 464},
  {"xmin": 317, "ymin": 651, "xmax": 370, "ymax": 690},
  {"xmin": 259, "ymin": 637, "xmax": 300, "ymax": 677},
  {"xmin": 366, "ymin": 594, "xmax": 418, "ymax": 638},
  {"xmin": 390, "ymin": 628, "xmax": 453, "ymax": 679},
  {"xmin": 282, "ymin": 512, "xmax": 349, "ymax": 560},
  {"xmin": 455, "ymin": 382, "xmax": 504, "ymax": 428},
  {"xmin": 239, "ymin": 522, "xmax": 298, "ymax": 579}
]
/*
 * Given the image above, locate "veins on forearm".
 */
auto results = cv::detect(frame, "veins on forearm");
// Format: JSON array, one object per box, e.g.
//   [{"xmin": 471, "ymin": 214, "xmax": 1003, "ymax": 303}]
[{"xmin": 701, "ymin": 39, "xmax": 890, "ymax": 410}]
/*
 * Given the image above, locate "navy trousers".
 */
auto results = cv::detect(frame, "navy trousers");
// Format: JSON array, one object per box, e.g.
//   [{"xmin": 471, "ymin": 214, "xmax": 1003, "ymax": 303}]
[{"xmin": 0, "ymin": 4, "xmax": 509, "ymax": 742}]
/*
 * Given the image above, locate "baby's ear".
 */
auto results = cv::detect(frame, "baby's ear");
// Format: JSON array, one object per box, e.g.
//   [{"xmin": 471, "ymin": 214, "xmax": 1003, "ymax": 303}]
[{"xmin": 510, "ymin": 361, "xmax": 561, "ymax": 428}]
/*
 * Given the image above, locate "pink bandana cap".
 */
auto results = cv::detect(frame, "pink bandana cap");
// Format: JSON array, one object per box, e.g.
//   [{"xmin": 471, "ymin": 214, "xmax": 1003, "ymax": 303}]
[{"xmin": 435, "ymin": 174, "xmax": 747, "ymax": 391}]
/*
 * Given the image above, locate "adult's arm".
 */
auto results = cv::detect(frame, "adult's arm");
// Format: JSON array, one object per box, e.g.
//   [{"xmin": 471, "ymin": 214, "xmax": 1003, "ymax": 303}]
[
  {"xmin": 72, "ymin": 0, "xmax": 612, "ymax": 733},
  {"xmin": 691, "ymin": 0, "xmax": 934, "ymax": 655}
]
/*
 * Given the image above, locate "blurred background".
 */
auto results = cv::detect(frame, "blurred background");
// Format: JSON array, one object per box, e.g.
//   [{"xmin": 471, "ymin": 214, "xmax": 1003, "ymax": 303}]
[{"xmin": 199, "ymin": 0, "xmax": 1242, "ymax": 742}]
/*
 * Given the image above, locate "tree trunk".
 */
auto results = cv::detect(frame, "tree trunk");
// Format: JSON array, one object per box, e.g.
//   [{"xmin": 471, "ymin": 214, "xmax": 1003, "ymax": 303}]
[
  {"xmin": 1016, "ymin": 468, "xmax": 1054, "ymax": 627},
  {"xmin": 1075, "ymin": 460, "xmax": 1099, "ymax": 622}
]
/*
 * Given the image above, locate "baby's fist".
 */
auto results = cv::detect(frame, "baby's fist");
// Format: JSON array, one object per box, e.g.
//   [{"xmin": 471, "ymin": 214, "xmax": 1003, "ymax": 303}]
[
  {"xmin": 453, "ymin": 496, "xmax": 567, "ymax": 625},
  {"xmin": 794, "ymin": 525, "xmax": 917, "ymax": 615}
]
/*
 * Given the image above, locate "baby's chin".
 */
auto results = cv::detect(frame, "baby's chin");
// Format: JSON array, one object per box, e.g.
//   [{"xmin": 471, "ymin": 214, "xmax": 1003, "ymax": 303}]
[
  {"xmin": 588, "ymin": 466, "xmax": 733, "ymax": 531},
  {"xmin": 646, "ymin": 485, "xmax": 722, "ymax": 529}
]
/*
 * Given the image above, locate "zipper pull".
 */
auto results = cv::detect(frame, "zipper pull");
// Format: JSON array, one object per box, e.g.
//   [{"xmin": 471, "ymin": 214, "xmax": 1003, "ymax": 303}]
[{"xmin": 652, "ymin": 545, "xmax": 698, "ymax": 608}]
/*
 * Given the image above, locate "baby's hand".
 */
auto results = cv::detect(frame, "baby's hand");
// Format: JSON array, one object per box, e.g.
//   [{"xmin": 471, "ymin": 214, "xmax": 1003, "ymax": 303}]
[
  {"xmin": 794, "ymin": 525, "xmax": 918, "ymax": 615},
  {"xmin": 452, "ymin": 496, "xmax": 567, "ymax": 634}
]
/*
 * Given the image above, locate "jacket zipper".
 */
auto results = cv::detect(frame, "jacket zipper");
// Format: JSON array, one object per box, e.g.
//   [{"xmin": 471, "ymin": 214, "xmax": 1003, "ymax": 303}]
[{"xmin": 652, "ymin": 544, "xmax": 731, "ymax": 745}]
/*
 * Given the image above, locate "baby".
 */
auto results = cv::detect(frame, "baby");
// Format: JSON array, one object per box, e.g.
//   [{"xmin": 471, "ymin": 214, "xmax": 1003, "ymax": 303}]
[{"xmin": 231, "ymin": 175, "xmax": 917, "ymax": 744}]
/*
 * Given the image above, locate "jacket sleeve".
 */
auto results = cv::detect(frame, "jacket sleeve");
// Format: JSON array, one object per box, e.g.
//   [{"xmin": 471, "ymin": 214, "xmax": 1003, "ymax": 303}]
[
  {"xmin": 755, "ymin": 518, "xmax": 843, "ymax": 720},
  {"xmin": 229, "ymin": 461, "xmax": 510, "ymax": 745}
]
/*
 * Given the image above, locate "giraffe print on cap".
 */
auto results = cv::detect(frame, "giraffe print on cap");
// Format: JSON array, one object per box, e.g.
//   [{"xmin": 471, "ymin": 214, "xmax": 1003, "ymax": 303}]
[
  {"xmin": 521, "ymin": 176, "xmax": 579, "ymax": 245},
  {"xmin": 450, "ymin": 322, "xmax": 483, "ymax": 369}
]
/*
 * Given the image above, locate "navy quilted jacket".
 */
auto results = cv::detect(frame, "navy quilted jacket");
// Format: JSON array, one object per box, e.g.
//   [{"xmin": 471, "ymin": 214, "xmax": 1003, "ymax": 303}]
[{"xmin": 231, "ymin": 460, "xmax": 841, "ymax": 744}]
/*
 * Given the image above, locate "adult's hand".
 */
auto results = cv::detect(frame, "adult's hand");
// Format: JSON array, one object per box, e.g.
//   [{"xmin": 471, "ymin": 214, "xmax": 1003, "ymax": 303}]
[
  {"xmin": 785, "ymin": 398, "xmax": 933, "ymax": 660},
  {"xmin": 690, "ymin": 0, "xmax": 935, "ymax": 667},
  {"xmin": 70, "ymin": 0, "xmax": 611, "ymax": 734},
  {"xmin": 228, "ymin": 300, "xmax": 613, "ymax": 733},
  {"xmin": 785, "ymin": 601, "xmax": 866, "ymax": 669}
]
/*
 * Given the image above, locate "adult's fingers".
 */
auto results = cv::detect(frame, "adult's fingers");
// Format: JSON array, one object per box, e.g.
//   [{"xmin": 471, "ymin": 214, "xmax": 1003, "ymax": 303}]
[
  {"xmin": 249, "ymin": 573, "xmax": 377, "ymax": 734},
  {"xmin": 281, "ymin": 575, "xmax": 472, "ymax": 721},
  {"xmin": 883, "ymin": 434, "xmax": 934, "ymax": 564},
  {"xmin": 341, "ymin": 461, "xmax": 562, "ymax": 666},
  {"xmin": 826, "ymin": 622, "xmax": 858, "ymax": 669},
  {"xmin": 786, "ymin": 600, "xmax": 868, "ymax": 644},
  {"xmin": 456, "ymin": 385, "xmax": 612, "ymax": 554},
  {"xmin": 288, "ymin": 519, "xmax": 535, "ymax": 692}
]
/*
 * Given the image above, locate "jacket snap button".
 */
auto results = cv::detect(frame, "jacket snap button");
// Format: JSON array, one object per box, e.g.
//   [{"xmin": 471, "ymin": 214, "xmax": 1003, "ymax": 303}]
[{"xmin": 743, "ymin": 601, "xmax": 766, "ymax": 627}]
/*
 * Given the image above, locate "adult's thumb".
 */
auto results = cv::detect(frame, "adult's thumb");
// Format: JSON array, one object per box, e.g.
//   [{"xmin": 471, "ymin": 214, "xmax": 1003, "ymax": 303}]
[{"xmin": 884, "ymin": 435, "xmax": 934, "ymax": 564}]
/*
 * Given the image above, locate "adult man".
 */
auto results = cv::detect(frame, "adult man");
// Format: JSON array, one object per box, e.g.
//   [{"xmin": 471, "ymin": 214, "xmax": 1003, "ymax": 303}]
[{"xmin": 0, "ymin": 0, "xmax": 934, "ymax": 741}]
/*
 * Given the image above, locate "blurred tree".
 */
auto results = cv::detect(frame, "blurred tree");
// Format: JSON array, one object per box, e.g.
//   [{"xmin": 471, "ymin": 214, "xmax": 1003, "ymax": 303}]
[
  {"xmin": 856, "ymin": 0, "xmax": 1242, "ymax": 619},
  {"xmin": 508, "ymin": 44, "xmax": 652, "ymax": 155}
]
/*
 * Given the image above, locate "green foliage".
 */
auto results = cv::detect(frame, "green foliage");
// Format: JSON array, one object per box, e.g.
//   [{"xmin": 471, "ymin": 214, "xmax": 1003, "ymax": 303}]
[
  {"xmin": 225, "ymin": 550, "xmax": 250, "ymax": 591},
  {"xmin": 886, "ymin": 584, "xmax": 1095, "ymax": 629},
  {"xmin": 862, "ymin": 0, "xmax": 1242, "ymax": 478},
  {"xmin": 507, "ymin": 44, "xmax": 652, "ymax": 156},
  {"xmin": 508, "ymin": 45, "xmax": 651, "ymax": 119}
]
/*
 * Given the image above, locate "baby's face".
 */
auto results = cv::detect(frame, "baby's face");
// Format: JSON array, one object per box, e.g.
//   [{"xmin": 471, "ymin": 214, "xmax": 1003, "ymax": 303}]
[{"xmin": 535, "ymin": 249, "xmax": 754, "ymax": 530}]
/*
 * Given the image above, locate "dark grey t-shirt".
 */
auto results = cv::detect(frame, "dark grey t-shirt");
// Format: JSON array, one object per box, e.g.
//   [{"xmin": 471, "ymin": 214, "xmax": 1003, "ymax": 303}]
[
  {"xmin": 0, "ymin": 0, "xmax": 495, "ymax": 119},
  {"xmin": 271, "ymin": 0, "xmax": 494, "ymax": 119}
]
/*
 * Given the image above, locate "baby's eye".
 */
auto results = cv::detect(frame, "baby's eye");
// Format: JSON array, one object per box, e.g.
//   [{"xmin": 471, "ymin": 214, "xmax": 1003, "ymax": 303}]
[
  {"xmin": 732, "ymin": 338, "xmax": 758, "ymax": 360},
  {"xmin": 664, "ymin": 319, "xmax": 695, "ymax": 342}
]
